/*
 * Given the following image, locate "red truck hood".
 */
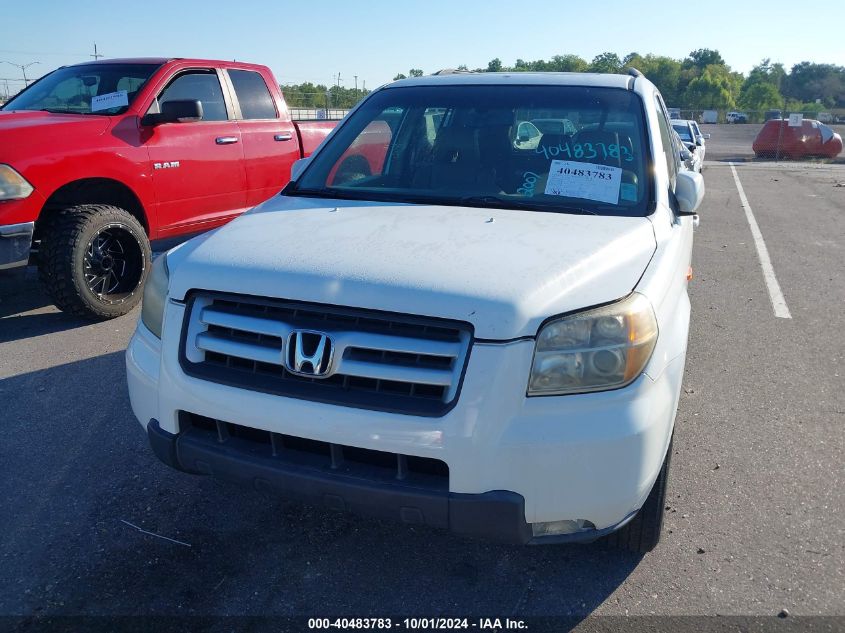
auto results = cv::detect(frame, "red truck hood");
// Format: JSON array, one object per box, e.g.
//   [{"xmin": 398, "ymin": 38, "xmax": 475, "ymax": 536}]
[
  {"xmin": 0, "ymin": 109, "xmax": 109, "ymax": 132},
  {"xmin": 0, "ymin": 110, "xmax": 112, "ymax": 164},
  {"xmin": 0, "ymin": 110, "xmax": 110, "ymax": 139}
]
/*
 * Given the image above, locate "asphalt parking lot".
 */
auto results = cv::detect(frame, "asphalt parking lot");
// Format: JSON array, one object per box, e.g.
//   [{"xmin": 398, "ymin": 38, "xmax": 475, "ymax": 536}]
[{"xmin": 1, "ymin": 130, "xmax": 844, "ymax": 627}]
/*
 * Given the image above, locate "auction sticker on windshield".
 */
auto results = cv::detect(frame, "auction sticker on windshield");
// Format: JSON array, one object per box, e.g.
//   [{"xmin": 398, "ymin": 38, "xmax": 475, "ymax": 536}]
[
  {"xmin": 91, "ymin": 90, "xmax": 129, "ymax": 112},
  {"xmin": 544, "ymin": 160, "xmax": 622, "ymax": 204}
]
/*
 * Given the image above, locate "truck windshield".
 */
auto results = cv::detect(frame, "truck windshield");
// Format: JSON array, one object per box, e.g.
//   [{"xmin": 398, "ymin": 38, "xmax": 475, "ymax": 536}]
[
  {"xmin": 2, "ymin": 63, "xmax": 162, "ymax": 115},
  {"xmin": 291, "ymin": 84, "xmax": 653, "ymax": 217}
]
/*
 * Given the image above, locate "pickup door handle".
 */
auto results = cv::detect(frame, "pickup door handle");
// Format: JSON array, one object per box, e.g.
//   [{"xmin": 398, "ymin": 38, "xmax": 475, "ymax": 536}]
[
  {"xmin": 215, "ymin": 136, "xmax": 239, "ymax": 145},
  {"xmin": 274, "ymin": 132, "xmax": 293, "ymax": 142}
]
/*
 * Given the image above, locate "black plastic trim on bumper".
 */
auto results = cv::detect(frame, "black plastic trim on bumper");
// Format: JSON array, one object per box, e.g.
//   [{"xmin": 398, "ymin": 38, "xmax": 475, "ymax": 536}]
[
  {"xmin": 147, "ymin": 419, "xmax": 533, "ymax": 544},
  {"xmin": 0, "ymin": 221, "xmax": 34, "ymax": 270}
]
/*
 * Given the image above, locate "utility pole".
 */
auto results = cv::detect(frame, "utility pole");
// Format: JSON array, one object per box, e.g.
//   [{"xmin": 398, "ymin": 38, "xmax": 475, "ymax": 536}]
[
  {"xmin": 354, "ymin": 75, "xmax": 358, "ymax": 93},
  {"xmin": 91, "ymin": 43, "xmax": 104, "ymax": 60},
  {"xmin": 1, "ymin": 61, "xmax": 40, "ymax": 87},
  {"xmin": 336, "ymin": 72, "xmax": 342, "ymax": 88}
]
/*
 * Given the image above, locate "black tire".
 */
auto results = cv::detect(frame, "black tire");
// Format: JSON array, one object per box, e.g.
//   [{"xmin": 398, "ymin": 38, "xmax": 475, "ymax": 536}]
[
  {"xmin": 38, "ymin": 204, "xmax": 151, "ymax": 319},
  {"xmin": 604, "ymin": 437, "xmax": 673, "ymax": 553}
]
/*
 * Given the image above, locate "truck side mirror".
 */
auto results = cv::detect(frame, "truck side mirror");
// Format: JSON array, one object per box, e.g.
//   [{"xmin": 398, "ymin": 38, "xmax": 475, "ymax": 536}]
[
  {"xmin": 142, "ymin": 100, "xmax": 203, "ymax": 126},
  {"xmin": 675, "ymin": 170, "xmax": 705, "ymax": 215}
]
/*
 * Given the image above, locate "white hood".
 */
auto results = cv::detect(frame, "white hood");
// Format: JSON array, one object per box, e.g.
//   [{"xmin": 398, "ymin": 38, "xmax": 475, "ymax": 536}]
[{"xmin": 168, "ymin": 197, "xmax": 656, "ymax": 340}]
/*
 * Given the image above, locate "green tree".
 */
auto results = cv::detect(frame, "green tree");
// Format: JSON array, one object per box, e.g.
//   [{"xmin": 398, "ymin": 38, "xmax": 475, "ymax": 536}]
[
  {"xmin": 739, "ymin": 82, "xmax": 784, "ymax": 113},
  {"xmin": 678, "ymin": 49, "xmax": 728, "ymax": 97},
  {"xmin": 486, "ymin": 58, "xmax": 504, "ymax": 73},
  {"xmin": 785, "ymin": 62, "xmax": 845, "ymax": 107},
  {"xmin": 394, "ymin": 68, "xmax": 424, "ymax": 80},
  {"xmin": 589, "ymin": 52, "xmax": 623, "ymax": 74},
  {"xmin": 682, "ymin": 64, "xmax": 740, "ymax": 109},
  {"xmin": 683, "ymin": 49, "xmax": 726, "ymax": 73},
  {"xmin": 548, "ymin": 54, "xmax": 589, "ymax": 72},
  {"xmin": 637, "ymin": 55, "xmax": 683, "ymax": 104},
  {"xmin": 739, "ymin": 59, "xmax": 787, "ymax": 115},
  {"xmin": 623, "ymin": 52, "xmax": 642, "ymax": 67}
]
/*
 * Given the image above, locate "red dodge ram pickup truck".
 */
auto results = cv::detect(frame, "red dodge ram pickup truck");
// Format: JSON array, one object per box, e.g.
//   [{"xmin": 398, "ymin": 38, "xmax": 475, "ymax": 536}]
[{"xmin": 0, "ymin": 57, "xmax": 337, "ymax": 318}]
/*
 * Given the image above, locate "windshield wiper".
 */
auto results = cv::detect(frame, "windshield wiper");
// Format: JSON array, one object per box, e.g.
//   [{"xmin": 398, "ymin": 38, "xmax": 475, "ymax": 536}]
[{"xmin": 458, "ymin": 195, "xmax": 598, "ymax": 215}]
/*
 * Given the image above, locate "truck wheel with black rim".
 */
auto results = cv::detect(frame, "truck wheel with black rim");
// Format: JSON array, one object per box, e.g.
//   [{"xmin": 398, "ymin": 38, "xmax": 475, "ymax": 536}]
[
  {"xmin": 38, "ymin": 204, "xmax": 151, "ymax": 319},
  {"xmin": 604, "ymin": 438, "xmax": 673, "ymax": 553}
]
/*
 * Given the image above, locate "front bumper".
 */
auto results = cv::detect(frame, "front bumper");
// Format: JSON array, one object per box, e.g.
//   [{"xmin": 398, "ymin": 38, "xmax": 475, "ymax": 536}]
[
  {"xmin": 0, "ymin": 221, "xmax": 34, "ymax": 269},
  {"xmin": 146, "ymin": 418, "xmax": 635, "ymax": 544},
  {"xmin": 127, "ymin": 300, "xmax": 684, "ymax": 542}
]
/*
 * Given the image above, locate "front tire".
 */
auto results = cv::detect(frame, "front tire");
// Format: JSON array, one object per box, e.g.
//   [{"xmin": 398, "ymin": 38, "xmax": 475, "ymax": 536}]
[
  {"xmin": 38, "ymin": 204, "xmax": 151, "ymax": 319},
  {"xmin": 604, "ymin": 437, "xmax": 673, "ymax": 553}
]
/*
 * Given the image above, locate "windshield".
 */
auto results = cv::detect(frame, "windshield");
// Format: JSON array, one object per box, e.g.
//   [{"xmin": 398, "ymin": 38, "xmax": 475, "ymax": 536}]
[
  {"xmin": 672, "ymin": 123, "xmax": 693, "ymax": 142},
  {"xmin": 2, "ymin": 63, "xmax": 162, "ymax": 115},
  {"xmin": 291, "ymin": 85, "xmax": 653, "ymax": 217}
]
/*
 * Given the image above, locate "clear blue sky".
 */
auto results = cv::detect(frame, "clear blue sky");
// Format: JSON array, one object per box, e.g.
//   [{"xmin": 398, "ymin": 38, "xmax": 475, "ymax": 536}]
[{"xmin": 2, "ymin": 0, "xmax": 843, "ymax": 91}]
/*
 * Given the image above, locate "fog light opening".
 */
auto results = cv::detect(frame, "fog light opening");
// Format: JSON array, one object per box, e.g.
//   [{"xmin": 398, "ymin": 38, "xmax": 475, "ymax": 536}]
[{"xmin": 531, "ymin": 519, "xmax": 596, "ymax": 537}]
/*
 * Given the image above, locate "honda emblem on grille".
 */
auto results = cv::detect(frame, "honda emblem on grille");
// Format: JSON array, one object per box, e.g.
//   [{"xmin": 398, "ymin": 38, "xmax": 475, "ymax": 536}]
[{"xmin": 286, "ymin": 330, "xmax": 334, "ymax": 377}]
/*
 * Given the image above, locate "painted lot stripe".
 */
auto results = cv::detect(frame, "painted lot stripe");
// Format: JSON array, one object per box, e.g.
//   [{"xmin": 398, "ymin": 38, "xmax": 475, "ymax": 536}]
[{"xmin": 729, "ymin": 162, "xmax": 792, "ymax": 319}]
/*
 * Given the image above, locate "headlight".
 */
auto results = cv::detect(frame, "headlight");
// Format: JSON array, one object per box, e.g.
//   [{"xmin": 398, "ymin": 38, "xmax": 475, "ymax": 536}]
[
  {"xmin": 0, "ymin": 164, "xmax": 34, "ymax": 200},
  {"xmin": 141, "ymin": 254, "xmax": 169, "ymax": 338},
  {"xmin": 528, "ymin": 293, "xmax": 658, "ymax": 396}
]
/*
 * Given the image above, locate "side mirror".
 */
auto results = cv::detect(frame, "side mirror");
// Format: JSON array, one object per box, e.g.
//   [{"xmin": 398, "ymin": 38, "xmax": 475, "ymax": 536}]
[
  {"xmin": 290, "ymin": 157, "xmax": 311, "ymax": 181},
  {"xmin": 142, "ymin": 100, "xmax": 203, "ymax": 126},
  {"xmin": 686, "ymin": 143, "xmax": 696, "ymax": 152},
  {"xmin": 517, "ymin": 134, "xmax": 531, "ymax": 142},
  {"xmin": 679, "ymin": 147, "xmax": 692, "ymax": 161},
  {"xmin": 675, "ymin": 170, "xmax": 705, "ymax": 215}
]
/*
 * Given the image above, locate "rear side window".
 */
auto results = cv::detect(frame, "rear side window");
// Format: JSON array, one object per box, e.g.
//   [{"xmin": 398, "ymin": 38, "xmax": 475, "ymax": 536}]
[
  {"xmin": 157, "ymin": 71, "xmax": 228, "ymax": 121},
  {"xmin": 229, "ymin": 70, "xmax": 277, "ymax": 120},
  {"xmin": 654, "ymin": 95, "xmax": 678, "ymax": 185}
]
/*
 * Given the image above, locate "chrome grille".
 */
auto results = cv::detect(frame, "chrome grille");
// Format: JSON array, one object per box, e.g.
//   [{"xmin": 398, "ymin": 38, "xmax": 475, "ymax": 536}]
[{"xmin": 179, "ymin": 293, "xmax": 473, "ymax": 416}]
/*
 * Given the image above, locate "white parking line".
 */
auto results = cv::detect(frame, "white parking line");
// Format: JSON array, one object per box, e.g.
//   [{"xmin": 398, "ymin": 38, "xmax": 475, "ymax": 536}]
[{"xmin": 729, "ymin": 163, "xmax": 792, "ymax": 319}]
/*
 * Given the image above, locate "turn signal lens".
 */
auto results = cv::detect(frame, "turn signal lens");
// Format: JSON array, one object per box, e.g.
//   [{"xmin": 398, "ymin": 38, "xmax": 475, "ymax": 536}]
[
  {"xmin": 0, "ymin": 164, "xmax": 34, "ymax": 200},
  {"xmin": 140, "ymin": 254, "xmax": 169, "ymax": 338}
]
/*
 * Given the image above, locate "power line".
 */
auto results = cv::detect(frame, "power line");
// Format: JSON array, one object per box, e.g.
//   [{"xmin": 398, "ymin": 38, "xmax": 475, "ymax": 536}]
[{"xmin": 1, "ymin": 60, "xmax": 40, "ymax": 86}]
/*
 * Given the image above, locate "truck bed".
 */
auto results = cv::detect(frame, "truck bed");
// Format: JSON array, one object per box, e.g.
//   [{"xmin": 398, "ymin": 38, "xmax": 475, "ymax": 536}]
[{"xmin": 294, "ymin": 120, "xmax": 338, "ymax": 157}]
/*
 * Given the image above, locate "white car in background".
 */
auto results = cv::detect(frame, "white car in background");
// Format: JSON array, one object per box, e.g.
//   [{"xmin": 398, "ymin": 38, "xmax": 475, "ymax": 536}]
[
  {"xmin": 689, "ymin": 120, "xmax": 710, "ymax": 154},
  {"xmin": 672, "ymin": 120, "xmax": 704, "ymax": 171}
]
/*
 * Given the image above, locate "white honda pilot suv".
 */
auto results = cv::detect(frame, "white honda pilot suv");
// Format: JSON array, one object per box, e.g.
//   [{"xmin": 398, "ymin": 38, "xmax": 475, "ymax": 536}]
[{"xmin": 127, "ymin": 70, "xmax": 704, "ymax": 552}]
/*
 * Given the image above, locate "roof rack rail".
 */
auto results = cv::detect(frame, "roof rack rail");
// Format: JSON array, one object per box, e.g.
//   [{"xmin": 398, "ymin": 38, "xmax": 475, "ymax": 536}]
[
  {"xmin": 431, "ymin": 68, "xmax": 475, "ymax": 75},
  {"xmin": 625, "ymin": 67, "xmax": 643, "ymax": 78}
]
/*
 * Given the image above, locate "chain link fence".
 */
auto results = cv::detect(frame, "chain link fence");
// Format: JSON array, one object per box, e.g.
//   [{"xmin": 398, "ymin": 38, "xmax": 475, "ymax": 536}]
[
  {"xmin": 289, "ymin": 108, "xmax": 350, "ymax": 121},
  {"xmin": 670, "ymin": 108, "xmax": 845, "ymax": 125}
]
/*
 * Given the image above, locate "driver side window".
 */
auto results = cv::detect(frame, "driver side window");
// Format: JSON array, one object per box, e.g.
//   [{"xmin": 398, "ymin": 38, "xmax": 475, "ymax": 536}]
[{"xmin": 150, "ymin": 70, "xmax": 229, "ymax": 122}]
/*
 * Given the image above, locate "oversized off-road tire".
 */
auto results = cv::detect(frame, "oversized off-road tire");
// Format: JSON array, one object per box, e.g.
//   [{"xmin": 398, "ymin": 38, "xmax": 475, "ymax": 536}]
[
  {"xmin": 604, "ymin": 437, "xmax": 673, "ymax": 553},
  {"xmin": 38, "ymin": 204, "xmax": 151, "ymax": 319}
]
